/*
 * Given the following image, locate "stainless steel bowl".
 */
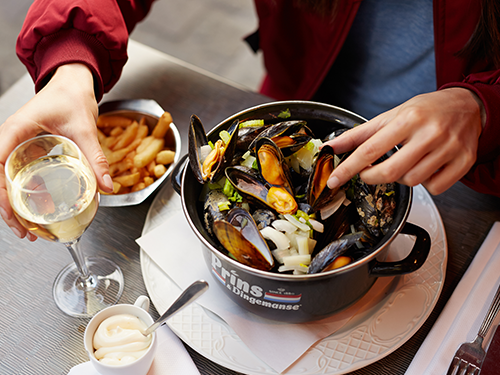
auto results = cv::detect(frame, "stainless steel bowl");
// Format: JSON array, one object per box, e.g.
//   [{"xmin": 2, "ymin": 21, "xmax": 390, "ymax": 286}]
[{"xmin": 98, "ymin": 99, "xmax": 181, "ymax": 207}]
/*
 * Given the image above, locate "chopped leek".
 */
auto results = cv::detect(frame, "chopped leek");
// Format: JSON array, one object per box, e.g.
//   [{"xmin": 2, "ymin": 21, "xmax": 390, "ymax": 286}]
[
  {"xmin": 219, "ymin": 130, "xmax": 231, "ymax": 145},
  {"xmin": 278, "ymin": 108, "xmax": 291, "ymax": 118},
  {"xmin": 239, "ymin": 119, "xmax": 264, "ymax": 128}
]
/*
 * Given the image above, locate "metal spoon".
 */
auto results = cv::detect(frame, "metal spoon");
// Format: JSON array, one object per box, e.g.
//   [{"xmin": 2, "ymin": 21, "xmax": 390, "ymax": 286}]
[{"xmin": 142, "ymin": 280, "xmax": 209, "ymax": 336}]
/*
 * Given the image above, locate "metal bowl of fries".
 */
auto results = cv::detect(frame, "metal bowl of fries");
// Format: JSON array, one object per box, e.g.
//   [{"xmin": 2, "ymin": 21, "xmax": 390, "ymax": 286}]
[{"xmin": 97, "ymin": 99, "xmax": 181, "ymax": 207}]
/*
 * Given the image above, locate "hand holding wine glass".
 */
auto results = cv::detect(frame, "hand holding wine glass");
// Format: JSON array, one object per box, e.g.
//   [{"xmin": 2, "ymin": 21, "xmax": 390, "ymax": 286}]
[
  {"xmin": 0, "ymin": 63, "xmax": 113, "ymax": 241},
  {"xmin": 5, "ymin": 134, "xmax": 124, "ymax": 317}
]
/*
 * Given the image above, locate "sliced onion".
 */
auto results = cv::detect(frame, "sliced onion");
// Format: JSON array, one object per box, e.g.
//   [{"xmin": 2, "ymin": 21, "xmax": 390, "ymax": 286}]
[
  {"xmin": 296, "ymin": 235, "xmax": 310, "ymax": 255},
  {"xmin": 283, "ymin": 254, "xmax": 311, "ymax": 267},
  {"xmin": 284, "ymin": 214, "xmax": 310, "ymax": 232},
  {"xmin": 260, "ymin": 226, "xmax": 290, "ymax": 251},
  {"xmin": 272, "ymin": 219, "xmax": 297, "ymax": 234},
  {"xmin": 320, "ymin": 190, "xmax": 346, "ymax": 220},
  {"xmin": 199, "ymin": 144, "xmax": 212, "ymax": 163},
  {"xmin": 272, "ymin": 249, "xmax": 291, "ymax": 264},
  {"xmin": 308, "ymin": 219, "xmax": 324, "ymax": 233}
]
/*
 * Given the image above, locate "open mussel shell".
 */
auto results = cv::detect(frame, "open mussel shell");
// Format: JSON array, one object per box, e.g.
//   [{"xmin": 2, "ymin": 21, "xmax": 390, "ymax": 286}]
[
  {"xmin": 306, "ymin": 145, "xmax": 340, "ymax": 211},
  {"xmin": 213, "ymin": 207, "xmax": 274, "ymax": 271},
  {"xmin": 307, "ymin": 232, "xmax": 363, "ymax": 274},
  {"xmin": 188, "ymin": 114, "xmax": 239, "ymax": 184},
  {"xmin": 248, "ymin": 120, "xmax": 313, "ymax": 156},
  {"xmin": 203, "ymin": 189, "xmax": 230, "ymax": 238}
]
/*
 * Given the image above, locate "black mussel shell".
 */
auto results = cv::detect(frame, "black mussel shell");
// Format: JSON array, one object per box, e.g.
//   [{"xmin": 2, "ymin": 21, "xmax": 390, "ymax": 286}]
[{"xmin": 213, "ymin": 207, "xmax": 274, "ymax": 271}]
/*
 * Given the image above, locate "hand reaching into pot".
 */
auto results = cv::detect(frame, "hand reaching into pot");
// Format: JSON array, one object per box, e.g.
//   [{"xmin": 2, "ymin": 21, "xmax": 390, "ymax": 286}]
[
  {"xmin": 322, "ymin": 87, "xmax": 485, "ymax": 195},
  {"xmin": 0, "ymin": 63, "xmax": 113, "ymax": 240}
]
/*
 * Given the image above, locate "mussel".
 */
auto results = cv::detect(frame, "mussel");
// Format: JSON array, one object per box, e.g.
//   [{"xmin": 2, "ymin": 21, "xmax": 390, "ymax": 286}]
[
  {"xmin": 203, "ymin": 189, "xmax": 230, "ymax": 237},
  {"xmin": 307, "ymin": 232, "xmax": 362, "ymax": 274},
  {"xmin": 213, "ymin": 207, "xmax": 274, "ymax": 271},
  {"xmin": 351, "ymin": 178, "xmax": 396, "ymax": 238},
  {"xmin": 306, "ymin": 145, "xmax": 340, "ymax": 211},
  {"xmin": 189, "ymin": 114, "xmax": 239, "ymax": 184},
  {"xmin": 248, "ymin": 120, "xmax": 313, "ymax": 156},
  {"xmin": 225, "ymin": 166, "xmax": 297, "ymax": 215}
]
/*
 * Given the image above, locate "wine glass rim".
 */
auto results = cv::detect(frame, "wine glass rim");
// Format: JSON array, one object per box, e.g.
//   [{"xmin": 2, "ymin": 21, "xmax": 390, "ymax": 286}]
[{"xmin": 5, "ymin": 134, "xmax": 84, "ymax": 189}]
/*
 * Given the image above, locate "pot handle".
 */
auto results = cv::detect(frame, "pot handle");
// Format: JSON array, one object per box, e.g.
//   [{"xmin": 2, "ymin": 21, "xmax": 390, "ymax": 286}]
[
  {"xmin": 171, "ymin": 153, "xmax": 188, "ymax": 195},
  {"xmin": 369, "ymin": 222, "xmax": 431, "ymax": 277}
]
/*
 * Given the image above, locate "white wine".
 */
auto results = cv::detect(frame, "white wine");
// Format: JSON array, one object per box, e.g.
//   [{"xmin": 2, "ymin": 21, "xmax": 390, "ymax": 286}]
[{"xmin": 9, "ymin": 154, "xmax": 98, "ymax": 243}]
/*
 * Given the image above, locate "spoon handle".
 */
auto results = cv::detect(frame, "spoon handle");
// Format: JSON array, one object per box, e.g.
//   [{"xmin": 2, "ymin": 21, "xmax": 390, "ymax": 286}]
[{"xmin": 143, "ymin": 280, "xmax": 209, "ymax": 336}]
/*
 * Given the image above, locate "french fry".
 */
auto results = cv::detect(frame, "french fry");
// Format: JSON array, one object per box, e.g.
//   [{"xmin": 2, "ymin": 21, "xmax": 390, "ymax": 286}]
[
  {"xmin": 109, "ymin": 157, "xmax": 134, "ymax": 177},
  {"xmin": 131, "ymin": 182, "xmax": 146, "ymax": 192},
  {"xmin": 97, "ymin": 128, "xmax": 106, "ymax": 143},
  {"xmin": 144, "ymin": 176, "xmax": 154, "ymax": 187},
  {"xmin": 106, "ymin": 148, "xmax": 129, "ymax": 165},
  {"xmin": 113, "ymin": 172, "xmax": 141, "ymax": 187},
  {"xmin": 134, "ymin": 138, "xmax": 164, "ymax": 168},
  {"xmin": 146, "ymin": 160, "xmax": 156, "ymax": 175},
  {"xmin": 102, "ymin": 135, "xmax": 118, "ymax": 149},
  {"xmin": 136, "ymin": 136, "xmax": 155, "ymax": 154},
  {"xmin": 112, "ymin": 121, "xmax": 139, "ymax": 151},
  {"xmin": 156, "ymin": 150, "xmax": 175, "ymax": 165},
  {"xmin": 109, "ymin": 126, "xmax": 124, "ymax": 137},
  {"xmin": 154, "ymin": 164, "xmax": 167, "ymax": 178},
  {"xmin": 152, "ymin": 111, "xmax": 172, "ymax": 139},
  {"xmin": 97, "ymin": 115, "xmax": 133, "ymax": 128}
]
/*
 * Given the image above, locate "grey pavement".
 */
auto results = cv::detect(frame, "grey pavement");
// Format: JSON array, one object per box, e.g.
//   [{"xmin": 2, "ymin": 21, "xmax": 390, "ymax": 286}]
[{"xmin": 0, "ymin": 0, "xmax": 264, "ymax": 99}]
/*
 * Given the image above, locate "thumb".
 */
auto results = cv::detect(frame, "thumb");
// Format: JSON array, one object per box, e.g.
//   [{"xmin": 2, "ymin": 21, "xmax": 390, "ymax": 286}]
[{"xmin": 72, "ymin": 127, "xmax": 114, "ymax": 193}]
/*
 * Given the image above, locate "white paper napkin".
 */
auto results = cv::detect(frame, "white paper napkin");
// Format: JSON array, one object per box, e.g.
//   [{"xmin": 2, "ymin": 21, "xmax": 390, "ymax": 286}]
[
  {"xmin": 136, "ymin": 209, "xmax": 396, "ymax": 373},
  {"xmin": 405, "ymin": 221, "xmax": 500, "ymax": 375},
  {"xmin": 68, "ymin": 324, "xmax": 200, "ymax": 375}
]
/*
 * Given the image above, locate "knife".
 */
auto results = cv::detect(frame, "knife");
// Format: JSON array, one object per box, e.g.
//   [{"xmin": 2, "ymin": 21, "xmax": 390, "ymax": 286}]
[{"xmin": 480, "ymin": 324, "xmax": 500, "ymax": 374}]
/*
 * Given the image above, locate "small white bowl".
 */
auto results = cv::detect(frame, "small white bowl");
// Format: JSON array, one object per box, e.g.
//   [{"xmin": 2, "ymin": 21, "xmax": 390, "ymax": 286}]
[{"xmin": 84, "ymin": 296, "xmax": 157, "ymax": 375}]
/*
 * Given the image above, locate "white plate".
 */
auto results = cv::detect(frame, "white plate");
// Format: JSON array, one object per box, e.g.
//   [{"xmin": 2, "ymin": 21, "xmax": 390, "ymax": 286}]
[{"xmin": 140, "ymin": 182, "xmax": 447, "ymax": 374}]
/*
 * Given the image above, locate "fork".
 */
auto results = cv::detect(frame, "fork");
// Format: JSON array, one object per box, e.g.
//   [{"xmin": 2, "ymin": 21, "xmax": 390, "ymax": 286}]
[{"xmin": 446, "ymin": 282, "xmax": 500, "ymax": 375}]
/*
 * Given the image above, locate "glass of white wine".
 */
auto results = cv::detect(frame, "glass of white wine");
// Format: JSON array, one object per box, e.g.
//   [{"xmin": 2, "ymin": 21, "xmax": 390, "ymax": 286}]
[{"xmin": 5, "ymin": 134, "xmax": 124, "ymax": 317}]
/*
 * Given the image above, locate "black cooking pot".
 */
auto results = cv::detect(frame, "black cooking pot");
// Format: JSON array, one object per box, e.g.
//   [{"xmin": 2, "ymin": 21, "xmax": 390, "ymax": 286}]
[{"xmin": 172, "ymin": 101, "xmax": 431, "ymax": 323}]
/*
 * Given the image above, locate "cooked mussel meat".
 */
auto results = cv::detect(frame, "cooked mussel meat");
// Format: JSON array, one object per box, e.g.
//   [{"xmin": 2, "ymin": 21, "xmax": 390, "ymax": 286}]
[
  {"xmin": 255, "ymin": 137, "xmax": 294, "ymax": 195},
  {"xmin": 189, "ymin": 114, "xmax": 239, "ymax": 184},
  {"xmin": 213, "ymin": 207, "xmax": 274, "ymax": 271}
]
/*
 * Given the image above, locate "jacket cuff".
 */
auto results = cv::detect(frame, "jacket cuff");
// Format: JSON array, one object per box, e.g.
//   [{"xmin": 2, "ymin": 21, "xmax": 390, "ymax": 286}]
[{"xmin": 33, "ymin": 29, "xmax": 126, "ymax": 101}]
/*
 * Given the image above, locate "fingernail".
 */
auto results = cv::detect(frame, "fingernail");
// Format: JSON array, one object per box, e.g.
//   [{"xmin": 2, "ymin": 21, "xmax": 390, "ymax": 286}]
[
  {"xmin": 11, "ymin": 227, "xmax": 22, "ymax": 238},
  {"xmin": 103, "ymin": 174, "xmax": 114, "ymax": 191},
  {"xmin": 0, "ymin": 207, "xmax": 8, "ymax": 221},
  {"xmin": 327, "ymin": 176, "xmax": 340, "ymax": 190}
]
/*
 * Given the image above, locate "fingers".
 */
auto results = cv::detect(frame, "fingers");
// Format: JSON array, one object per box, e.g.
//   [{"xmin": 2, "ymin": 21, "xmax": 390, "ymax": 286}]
[
  {"xmin": 0, "ymin": 163, "xmax": 35, "ymax": 240},
  {"xmin": 72, "ymin": 127, "xmax": 114, "ymax": 193},
  {"xmin": 326, "ymin": 116, "xmax": 405, "ymax": 189}
]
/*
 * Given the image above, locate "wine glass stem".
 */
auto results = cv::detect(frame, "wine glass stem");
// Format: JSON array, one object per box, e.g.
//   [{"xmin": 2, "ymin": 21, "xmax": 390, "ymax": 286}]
[{"xmin": 64, "ymin": 239, "xmax": 95, "ymax": 290}]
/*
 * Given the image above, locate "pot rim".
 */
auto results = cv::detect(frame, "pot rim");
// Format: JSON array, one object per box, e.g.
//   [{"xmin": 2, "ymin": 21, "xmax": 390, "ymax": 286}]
[{"xmin": 181, "ymin": 100, "xmax": 413, "ymax": 281}]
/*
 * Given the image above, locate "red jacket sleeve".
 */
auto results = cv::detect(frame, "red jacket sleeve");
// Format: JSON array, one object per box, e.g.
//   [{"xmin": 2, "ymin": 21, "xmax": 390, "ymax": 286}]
[
  {"xmin": 441, "ymin": 70, "xmax": 500, "ymax": 196},
  {"xmin": 16, "ymin": 0, "xmax": 155, "ymax": 101}
]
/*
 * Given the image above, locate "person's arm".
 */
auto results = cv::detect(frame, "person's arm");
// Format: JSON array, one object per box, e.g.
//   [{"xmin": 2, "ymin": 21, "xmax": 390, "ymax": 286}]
[
  {"xmin": 0, "ymin": 0, "xmax": 156, "ymax": 240},
  {"xmin": 16, "ymin": 0, "xmax": 156, "ymax": 100}
]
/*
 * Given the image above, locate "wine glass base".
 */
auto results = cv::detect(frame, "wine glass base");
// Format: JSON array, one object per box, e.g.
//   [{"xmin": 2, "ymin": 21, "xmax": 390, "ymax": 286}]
[{"xmin": 52, "ymin": 257, "xmax": 124, "ymax": 318}]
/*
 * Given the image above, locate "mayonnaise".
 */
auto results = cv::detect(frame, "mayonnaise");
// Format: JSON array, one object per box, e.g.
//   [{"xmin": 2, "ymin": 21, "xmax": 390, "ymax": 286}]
[{"xmin": 93, "ymin": 314, "xmax": 152, "ymax": 366}]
